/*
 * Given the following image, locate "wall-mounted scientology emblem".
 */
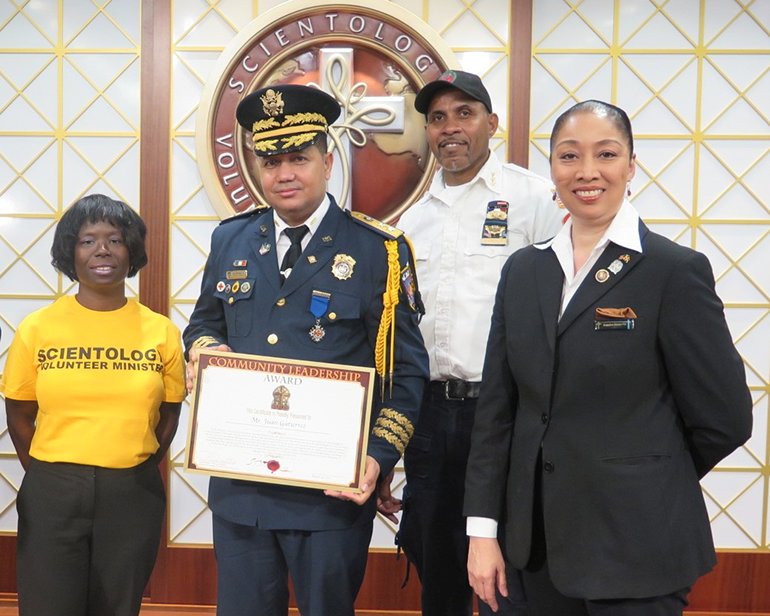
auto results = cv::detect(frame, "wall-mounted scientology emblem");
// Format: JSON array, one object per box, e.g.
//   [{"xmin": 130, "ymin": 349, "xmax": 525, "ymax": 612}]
[{"xmin": 195, "ymin": 0, "xmax": 457, "ymax": 222}]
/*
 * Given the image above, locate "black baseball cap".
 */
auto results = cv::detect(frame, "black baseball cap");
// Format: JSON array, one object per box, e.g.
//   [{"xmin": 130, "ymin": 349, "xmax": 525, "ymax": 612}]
[{"xmin": 414, "ymin": 69, "xmax": 493, "ymax": 114}]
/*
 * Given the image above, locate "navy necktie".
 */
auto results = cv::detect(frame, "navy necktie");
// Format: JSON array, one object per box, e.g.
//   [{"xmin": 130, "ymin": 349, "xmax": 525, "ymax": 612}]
[{"xmin": 280, "ymin": 225, "xmax": 309, "ymax": 284}]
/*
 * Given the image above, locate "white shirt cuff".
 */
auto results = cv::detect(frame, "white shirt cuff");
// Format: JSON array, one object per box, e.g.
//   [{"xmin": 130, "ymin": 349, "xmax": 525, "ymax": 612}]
[{"xmin": 466, "ymin": 516, "xmax": 498, "ymax": 538}]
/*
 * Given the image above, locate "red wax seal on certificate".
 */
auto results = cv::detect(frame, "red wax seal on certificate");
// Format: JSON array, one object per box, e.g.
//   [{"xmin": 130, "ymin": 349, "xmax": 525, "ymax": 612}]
[{"xmin": 267, "ymin": 459, "xmax": 281, "ymax": 473}]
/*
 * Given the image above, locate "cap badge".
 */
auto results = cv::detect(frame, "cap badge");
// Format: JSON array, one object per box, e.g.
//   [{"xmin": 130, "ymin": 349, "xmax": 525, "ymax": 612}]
[{"xmin": 261, "ymin": 89, "xmax": 284, "ymax": 117}]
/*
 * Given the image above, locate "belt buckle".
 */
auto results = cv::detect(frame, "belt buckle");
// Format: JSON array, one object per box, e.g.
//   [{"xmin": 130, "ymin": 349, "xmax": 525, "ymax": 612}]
[{"xmin": 444, "ymin": 380, "xmax": 465, "ymax": 400}]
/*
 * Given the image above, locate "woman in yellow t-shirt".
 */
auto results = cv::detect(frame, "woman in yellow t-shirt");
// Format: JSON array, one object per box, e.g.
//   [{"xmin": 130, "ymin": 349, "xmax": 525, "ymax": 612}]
[{"xmin": 2, "ymin": 194, "xmax": 186, "ymax": 616}]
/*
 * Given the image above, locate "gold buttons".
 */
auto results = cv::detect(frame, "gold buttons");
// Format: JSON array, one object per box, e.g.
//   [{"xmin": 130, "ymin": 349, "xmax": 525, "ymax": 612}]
[
  {"xmin": 328, "ymin": 312, "xmax": 337, "ymax": 320},
  {"xmin": 276, "ymin": 298, "xmax": 286, "ymax": 307},
  {"xmin": 267, "ymin": 333, "xmax": 278, "ymax": 345},
  {"xmin": 228, "ymin": 297, "xmax": 234, "ymax": 305}
]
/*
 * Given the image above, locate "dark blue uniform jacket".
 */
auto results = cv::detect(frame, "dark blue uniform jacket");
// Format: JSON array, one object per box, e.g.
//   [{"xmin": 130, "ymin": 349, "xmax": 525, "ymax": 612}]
[{"xmin": 184, "ymin": 196, "xmax": 428, "ymax": 530}]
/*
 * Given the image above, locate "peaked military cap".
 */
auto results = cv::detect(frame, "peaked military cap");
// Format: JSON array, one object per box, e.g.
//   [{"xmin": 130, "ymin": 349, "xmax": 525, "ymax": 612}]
[{"xmin": 236, "ymin": 84, "xmax": 341, "ymax": 156}]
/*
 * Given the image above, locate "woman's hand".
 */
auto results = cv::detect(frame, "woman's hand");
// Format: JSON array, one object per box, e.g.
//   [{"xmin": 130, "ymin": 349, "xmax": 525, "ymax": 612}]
[{"xmin": 468, "ymin": 536, "xmax": 508, "ymax": 613}]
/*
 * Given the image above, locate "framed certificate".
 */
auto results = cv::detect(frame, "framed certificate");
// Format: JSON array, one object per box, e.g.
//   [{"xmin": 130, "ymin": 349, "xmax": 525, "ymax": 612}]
[{"xmin": 184, "ymin": 349, "xmax": 375, "ymax": 493}]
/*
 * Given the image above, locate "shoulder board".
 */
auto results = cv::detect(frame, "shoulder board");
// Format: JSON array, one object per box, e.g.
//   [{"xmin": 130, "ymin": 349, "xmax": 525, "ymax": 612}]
[
  {"xmin": 349, "ymin": 211, "xmax": 403, "ymax": 239},
  {"xmin": 219, "ymin": 203, "xmax": 271, "ymax": 225}
]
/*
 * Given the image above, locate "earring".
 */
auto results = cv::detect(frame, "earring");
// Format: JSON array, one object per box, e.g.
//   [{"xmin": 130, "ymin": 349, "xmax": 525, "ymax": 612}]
[
  {"xmin": 551, "ymin": 187, "xmax": 565, "ymax": 209},
  {"xmin": 626, "ymin": 182, "xmax": 632, "ymax": 197}
]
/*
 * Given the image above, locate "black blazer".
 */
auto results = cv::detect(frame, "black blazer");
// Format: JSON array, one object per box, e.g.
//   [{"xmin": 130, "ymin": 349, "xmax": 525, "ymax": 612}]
[{"xmin": 464, "ymin": 221, "xmax": 752, "ymax": 599}]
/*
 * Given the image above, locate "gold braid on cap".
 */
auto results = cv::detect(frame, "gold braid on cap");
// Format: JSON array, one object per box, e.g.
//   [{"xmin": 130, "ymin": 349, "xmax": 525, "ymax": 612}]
[
  {"xmin": 251, "ymin": 117, "xmax": 281, "ymax": 133},
  {"xmin": 374, "ymin": 239, "xmax": 400, "ymax": 399},
  {"xmin": 251, "ymin": 113, "xmax": 329, "ymax": 152},
  {"xmin": 284, "ymin": 112, "xmax": 327, "ymax": 126}
]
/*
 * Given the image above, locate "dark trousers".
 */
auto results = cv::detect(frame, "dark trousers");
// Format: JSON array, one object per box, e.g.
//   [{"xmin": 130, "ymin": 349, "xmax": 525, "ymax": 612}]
[
  {"xmin": 213, "ymin": 513, "xmax": 373, "ymax": 616},
  {"xmin": 523, "ymin": 466, "xmax": 690, "ymax": 616},
  {"xmin": 400, "ymin": 386, "xmax": 527, "ymax": 616},
  {"xmin": 16, "ymin": 457, "xmax": 165, "ymax": 616}
]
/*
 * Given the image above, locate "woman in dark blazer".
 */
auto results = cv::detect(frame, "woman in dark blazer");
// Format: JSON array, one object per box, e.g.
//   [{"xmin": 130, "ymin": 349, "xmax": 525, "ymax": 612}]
[{"xmin": 463, "ymin": 100, "xmax": 752, "ymax": 616}]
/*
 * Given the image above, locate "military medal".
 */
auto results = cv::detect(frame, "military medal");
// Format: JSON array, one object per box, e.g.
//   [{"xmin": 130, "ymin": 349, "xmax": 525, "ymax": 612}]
[
  {"xmin": 226, "ymin": 269, "xmax": 248, "ymax": 280},
  {"xmin": 233, "ymin": 259, "xmax": 247, "ymax": 267},
  {"xmin": 608, "ymin": 259, "xmax": 623, "ymax": 275},
  {"xmin": 216, "ymin": 281, "xmax": 226, "ymax": 292},
  {"xmin": 241, "ymin": 281, "xmax": 251, "ymax": 293},
  {"xmin": 309, "ymin": 322, "xmax": 325, "ymax": 342},
  {"xmin": 309, "ymin": 290, "xmax": 331, "ymax": 343},
  {"xmin": 331, "ymin": 254, "xmax": 356, "ymax": 280},
  {"xmin": 481, "ymin": 200, "xmax": 509, "ymax": 246},
  {"xmin": 259, "ymin": 243, "xmax": 271, "ymax": 255},
  {"xmin": 595, "ymin": 269, "xmax": 610, "ymax": 283}
]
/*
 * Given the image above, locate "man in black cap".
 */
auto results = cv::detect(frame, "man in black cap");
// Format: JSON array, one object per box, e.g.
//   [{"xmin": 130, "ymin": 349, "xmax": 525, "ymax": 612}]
[
  {"xmin": 393, "ymin": 70, "xmax": 563, "ymax": 615},
  {"xmin": 184, "ymin": 83, "xmax": 428, "ymax": 616}
]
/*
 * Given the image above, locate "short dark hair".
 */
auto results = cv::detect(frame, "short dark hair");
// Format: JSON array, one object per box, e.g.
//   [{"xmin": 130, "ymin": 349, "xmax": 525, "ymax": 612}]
[
  {"xmin": 549, "ymin": 100, "xmax": 634, "ymax": 160},
  {"xmin": 311, "ymin": 131, "xmax": 328, "ymax": 154},
  {"xmin": 51, "ymin": 193, "xmax": 148, "ymax": 281}
]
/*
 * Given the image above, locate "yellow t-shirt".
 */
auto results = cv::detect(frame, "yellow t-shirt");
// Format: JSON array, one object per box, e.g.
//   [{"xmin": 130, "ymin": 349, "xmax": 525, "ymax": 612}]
[{"xmin": 1, "ymin": 295, "xmax": 186, "ymax": 468}]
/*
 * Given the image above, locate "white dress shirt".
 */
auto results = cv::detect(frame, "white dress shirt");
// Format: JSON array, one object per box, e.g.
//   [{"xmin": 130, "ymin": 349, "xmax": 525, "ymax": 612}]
[
  {"xmin": 274, "ymin": 195, "xmax": 330, "ymax": 277},
  {"xmin": 397, "ymin": 151, "xmax": 564, "ymax": 382}
]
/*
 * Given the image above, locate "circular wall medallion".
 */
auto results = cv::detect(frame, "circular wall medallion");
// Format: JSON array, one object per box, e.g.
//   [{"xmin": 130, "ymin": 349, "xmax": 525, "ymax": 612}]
[{"xmin": 196, "ymin": 0, "xmax": 458, "ymax": 222}]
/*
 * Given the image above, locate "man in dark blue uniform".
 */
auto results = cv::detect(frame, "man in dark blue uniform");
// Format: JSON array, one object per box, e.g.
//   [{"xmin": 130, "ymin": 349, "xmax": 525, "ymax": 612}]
[{"xmin": 183, "ymin": 84, "xmax": 428, "ymax": 616}]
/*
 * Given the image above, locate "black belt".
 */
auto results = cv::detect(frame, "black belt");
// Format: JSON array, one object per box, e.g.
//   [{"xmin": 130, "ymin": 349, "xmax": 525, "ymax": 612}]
[{"xmin": 430, "ymin": 380, "xmax": 481, "ymax": 400}]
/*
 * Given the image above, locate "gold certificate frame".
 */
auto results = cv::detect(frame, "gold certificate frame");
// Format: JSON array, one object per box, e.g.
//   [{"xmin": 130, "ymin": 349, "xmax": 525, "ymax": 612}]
[{"xmin": 184, "ymin": 349, "xmax": 375, "ymax": 493}]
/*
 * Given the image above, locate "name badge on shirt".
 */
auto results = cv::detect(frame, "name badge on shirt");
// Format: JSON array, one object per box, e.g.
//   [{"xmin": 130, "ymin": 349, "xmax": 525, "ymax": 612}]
[{"xmin": 481, "ymin": 200, "xmax": 509, "ymax": 246}]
